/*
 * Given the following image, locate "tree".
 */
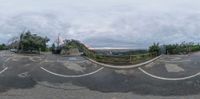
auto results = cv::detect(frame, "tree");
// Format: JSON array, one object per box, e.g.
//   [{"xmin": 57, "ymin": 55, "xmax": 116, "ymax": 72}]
[
  {"xmin": 61, "ymin": 39, "xmax": 96, "ymax": 58},
  {"xmin": 51, "ymin": 43, "xmax": 56, "ymax": 50},
  {"xmin": 18, "ymin": 31, "xmax": 49, "ymax": 53},
  {"xmin": 148, "ymin": 43, "xmax": 160, "ymax": 56},
  {"xmin": 0, "ymin": 43, "xmax": 7, "ymax": 50},
  {"xmin": 165, "ymin": 42, "xmax": 200, "ymax": 54}
]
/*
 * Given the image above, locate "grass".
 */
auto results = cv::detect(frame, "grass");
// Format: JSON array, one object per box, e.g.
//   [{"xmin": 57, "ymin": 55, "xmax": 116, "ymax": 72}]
[
  {"xmin": 63, "ymin": 40, "xmax": 158, "ymax": 65},
  {"xmin": 92, "ymin": 53, "xmax": 157, "ymax": 65}
]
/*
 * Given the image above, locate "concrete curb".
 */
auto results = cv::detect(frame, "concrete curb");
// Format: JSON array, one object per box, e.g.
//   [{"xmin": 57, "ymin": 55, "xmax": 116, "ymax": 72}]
[
  {"xmin": 85, "ymin": 55, "xmax": 162, "ymax": 69},
  {"xmin": 40, "ymin": 67, "xmax": 104, "ymax": 78}
]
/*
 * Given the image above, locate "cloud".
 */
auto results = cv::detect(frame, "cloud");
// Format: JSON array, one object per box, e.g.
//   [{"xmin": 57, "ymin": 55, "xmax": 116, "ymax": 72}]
[{"xmin": 0, "ymin": 0, "xmax": 200, "ymax": 48}]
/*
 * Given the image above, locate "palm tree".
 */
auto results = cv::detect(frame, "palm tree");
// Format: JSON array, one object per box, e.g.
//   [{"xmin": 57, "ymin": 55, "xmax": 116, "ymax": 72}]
[{"xmin": 149, "ymin": 43, "xmax": 160, "ymax": 56}]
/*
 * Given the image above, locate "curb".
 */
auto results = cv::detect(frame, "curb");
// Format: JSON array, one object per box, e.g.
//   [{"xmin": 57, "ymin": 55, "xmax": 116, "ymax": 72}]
[{"xmin": 85, "ymin": 55, "xmax": 162, "ymax": 69}]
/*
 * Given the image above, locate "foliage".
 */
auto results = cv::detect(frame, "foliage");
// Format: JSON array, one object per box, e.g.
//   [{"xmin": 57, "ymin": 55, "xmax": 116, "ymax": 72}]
[
  {"xmin": 148, "ymin": 43, "xmax": 160, "ymax": 55},
  {"xmin": 95, "ymin": 49, "xmax": 148, "ymax": 56},
  {"xmin": 165, "ymin": 42, "xmax": 200, "ymax": 54},
  {"xmin": 62, "ymin": 39, "xmax": 96, "ymax": 58},
  {"xmin": 94, "ymin": 52, "xmax": 156, "ymax": 65},
  {"xmin": 115, "ymin": 50, "xmax": 148, "ymax": 55},
  {"xmin": 51, "ymin": 43, "xmax": 62, "ymax": 54},
  {"xmin": 0, "ymin": 44, "xmax": 7, "ymax": 50},
  {"xmin": 18, "ymin": 31, "xmax": 49, "ymax": 53},
  {"xmin": 51, "ymin": 43, "xmax": 56, "ymax": 50},
  {"xmin": 61, "ymin": 39, "xmax": 156, "ymax": 65}
]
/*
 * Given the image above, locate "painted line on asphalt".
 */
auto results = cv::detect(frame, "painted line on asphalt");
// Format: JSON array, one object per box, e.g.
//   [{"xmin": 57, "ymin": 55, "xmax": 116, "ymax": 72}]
[
  {"xmin": 0, "ymin": 67, "xmax": 8, "ymax": 74},
  {"xmin": 40, "ymin": 67, "xmax": 104, "ymax": 78},
  {"xmin": 0, "ymin": 57, "xmax": 10, "ymax": 72},
  {"xmin": 86, "ymin": 55, "xmax": 162, "ymax": 69},
  {"xmin": 138, "ymin": 67, "xmax": 200, "ymax": 81},
  {"xmin": 5, "ymin": 57, "xmax": 11, "ymax": 62}
]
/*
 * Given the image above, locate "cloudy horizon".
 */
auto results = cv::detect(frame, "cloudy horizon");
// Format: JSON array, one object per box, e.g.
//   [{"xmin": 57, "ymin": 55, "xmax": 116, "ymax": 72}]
[{"xmin": 0, "ymin": 0, "xmax": 200, "ymax": 49}]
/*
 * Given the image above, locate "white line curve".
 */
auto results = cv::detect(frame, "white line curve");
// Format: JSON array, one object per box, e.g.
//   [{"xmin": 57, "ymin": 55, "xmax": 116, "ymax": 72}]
[
  {"xmin": 40, "ymin": 67, "xmax": 104, "ymax": 78},
  {"xmin": 0, "ymin": 67, "xmax": 8, "ymax": 74},
  {"xmin": 138, "ymin": 67, "xmax": 200, "ymax": 81}
]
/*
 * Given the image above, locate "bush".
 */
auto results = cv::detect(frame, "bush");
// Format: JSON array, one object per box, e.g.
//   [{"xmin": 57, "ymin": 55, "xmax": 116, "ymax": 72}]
[
  {"xmin": 165, "ymin": 42, "xmax": 200, "ymax": 54},
  {"xmin": 148, "ymin": 43, "xmax": 160, "ymax": 56},
  {"xmin": 18, "ymin": 31, "xmax": 49, "ymax": 53},
  {"xmin": 0, "ymin": 44, "xmax": 7, "ymax": 50}
]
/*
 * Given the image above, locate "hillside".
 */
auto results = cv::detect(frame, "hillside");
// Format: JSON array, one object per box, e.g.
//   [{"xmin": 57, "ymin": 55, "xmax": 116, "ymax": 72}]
[{"xmin": 64, "ymin": 40, "xmax": 156, "ymax": 65}]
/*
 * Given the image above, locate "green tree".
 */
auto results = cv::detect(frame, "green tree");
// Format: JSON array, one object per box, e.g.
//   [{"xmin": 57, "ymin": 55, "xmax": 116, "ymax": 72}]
[
  {"xmin": 18, "ymin": 31, "xmax": 49, "ymax": 53},
  {"xmin": 148, "ymin": 43, "xmax": 160, "ymax": 56},
  {"xmin": 51, "ymin": 43, "xmax": 56, "ymax": 50},
  {"xmin": 165, "ymin": 42, "xmax": 198, "ymax": 54},
  {"xmin": 0, "ymin": 44, "xmax": 7, "ymax": 50},
  {"xmin": 62, "ymin": 39, "xmax": 96, "ymax": 58}
]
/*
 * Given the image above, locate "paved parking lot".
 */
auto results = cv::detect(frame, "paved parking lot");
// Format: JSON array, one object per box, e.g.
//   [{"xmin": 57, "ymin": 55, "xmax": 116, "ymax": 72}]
[{"xmin": 0, "ymin": 51, "xmax": 200, "ymax": 99}]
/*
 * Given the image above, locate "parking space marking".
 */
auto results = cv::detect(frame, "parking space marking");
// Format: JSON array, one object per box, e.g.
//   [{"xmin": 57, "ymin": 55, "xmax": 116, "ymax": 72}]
[
  {"xmin": 138, "ymin": 67, "xmax": 200, "ymax": 81},
  {"xmin": 0, "ymin": 67, "xmax": 8, "ymax": 74},
  {"xmin": 5, "ymin": 57, "xmax": 11, "ymax": 62},
  {"xmin": 29, "ymin": 57, "xmax": 36, "ymax": 62},
  {"xmin": 0, "ymin": 57, "xmax": 10, "ymax": 71},
  {"xmin": 165, "ymin": 64, "xmax": 184, "ymax": 72},
  {"xmin": 40, "ymin": 67, "xmax": 104, "ymax": 78}
]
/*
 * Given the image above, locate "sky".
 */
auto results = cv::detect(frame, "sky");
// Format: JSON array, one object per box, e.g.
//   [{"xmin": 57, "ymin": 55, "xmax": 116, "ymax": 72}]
[{"xmin": 0, "ymin": 0, "xmax": 200, "ymax": 49}]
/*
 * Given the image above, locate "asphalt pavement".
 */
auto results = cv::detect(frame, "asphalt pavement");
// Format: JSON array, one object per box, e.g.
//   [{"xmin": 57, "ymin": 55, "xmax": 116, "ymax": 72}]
[{"xmin": 0, "ymin": 51, "xmax": 200, "ymax": 99}]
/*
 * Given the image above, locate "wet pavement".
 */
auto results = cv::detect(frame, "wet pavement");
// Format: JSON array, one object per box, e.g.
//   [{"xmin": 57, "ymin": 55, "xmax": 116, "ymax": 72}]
[{"xmin": 0, "ymin": 51, "xmax": 200, "ymax": 98}]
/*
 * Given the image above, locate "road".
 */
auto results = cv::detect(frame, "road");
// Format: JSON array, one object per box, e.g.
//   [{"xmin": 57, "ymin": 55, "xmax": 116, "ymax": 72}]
[{"xmin": 0, "ymin": 51, "xmax": 200, "ymax": 99}]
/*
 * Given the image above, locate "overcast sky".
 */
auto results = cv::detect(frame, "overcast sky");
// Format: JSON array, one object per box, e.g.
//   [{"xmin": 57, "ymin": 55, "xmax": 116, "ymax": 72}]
[{"xmin": 0, "ymin": 0, "xmax": 200, "ymax": 49}]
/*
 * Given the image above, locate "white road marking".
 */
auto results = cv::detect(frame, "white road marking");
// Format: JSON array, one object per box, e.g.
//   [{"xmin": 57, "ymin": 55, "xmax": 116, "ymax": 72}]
[
  {"xmin": 69, "ymin": 57, "xmax": 77, "ymax": 61},
  {"xmin": 144, "ymin": 62, "xmax": 155, "ymax": 68},
  {"xmin": 170, "ymin": 57, "xmax": 182, "ymax": 60},
  {"xmin": 165, "ymin": 63, "xmax": 184, "ymax": 72},
  {"xmin": 0, "ymin": 57, "xmax": 10, "ymax": 74},
  {"xmin": 29, "ymin": 57, "xmax": 36, "ymax": 62},
  {"xmin": 0, "ymin": 67, "xmax": 8, "ymax": 74},
  {"xmin": 5, "ymin": 57, "xmax": 11, "ymax": 62},
  {"xmin": 63, "ymin": 62, "xmax": 86, "ymax": 72},
  {"xmin": 138, "ymin": 67, "xmax": 200, "ymax": 81},
  {"xmin": 40, "ymin": 67, "xmax": 104, "ymax": 78}
]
